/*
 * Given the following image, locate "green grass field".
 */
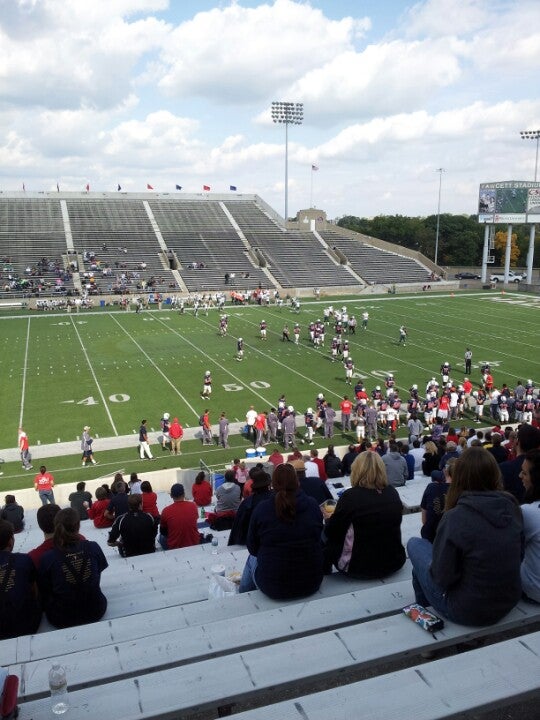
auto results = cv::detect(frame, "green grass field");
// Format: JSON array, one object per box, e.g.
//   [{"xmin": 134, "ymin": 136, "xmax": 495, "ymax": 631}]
[{"xmin": 1, "ymin": 289, "xmax": 539, "ymax": 488}]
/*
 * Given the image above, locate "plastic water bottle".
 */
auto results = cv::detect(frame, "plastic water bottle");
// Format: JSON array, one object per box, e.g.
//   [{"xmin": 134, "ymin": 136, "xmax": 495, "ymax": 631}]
[
  {"xmin": 49, "ymin": 663, "xmax": 69, "ymax": 714},
  {"xmin": 211, "ymin": 537, "xmax": 219, "ymax": 555}
]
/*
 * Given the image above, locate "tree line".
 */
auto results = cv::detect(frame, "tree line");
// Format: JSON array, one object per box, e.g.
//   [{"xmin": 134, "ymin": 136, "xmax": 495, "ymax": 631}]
[{"xmin": 336, "ymin": 214, "xmax": 537, "ymax": 267}]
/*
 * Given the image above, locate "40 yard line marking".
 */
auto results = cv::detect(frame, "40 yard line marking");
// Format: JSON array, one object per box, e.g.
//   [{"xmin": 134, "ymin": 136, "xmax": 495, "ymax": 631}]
[
  {"xmin": 69, "ymin": 316, "xmax": 118, "ymax": 436},
  {"xmin": 19, "ymin": 316, "xmax": 31, "ymax": 427}
]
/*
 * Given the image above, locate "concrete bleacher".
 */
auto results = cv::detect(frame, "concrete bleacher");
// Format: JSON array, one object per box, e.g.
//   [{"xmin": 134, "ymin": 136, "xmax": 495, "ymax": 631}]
[{"xmin": 3, "ymin": 473, "xmax": 540, "ymax": 719}]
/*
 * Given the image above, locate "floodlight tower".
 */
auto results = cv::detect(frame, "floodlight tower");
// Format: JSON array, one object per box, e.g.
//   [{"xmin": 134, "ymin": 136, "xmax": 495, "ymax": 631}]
[
  {"xmin": 271, "ymin": 101, "xmax": 303, "ymax": 221},
  {"xmin": 520, "ymin": 130, "xmax": 540, "ymax": 181},
  {"xmin": 434, "ymin": 168, "xmax": 445, "ymax": 266}
]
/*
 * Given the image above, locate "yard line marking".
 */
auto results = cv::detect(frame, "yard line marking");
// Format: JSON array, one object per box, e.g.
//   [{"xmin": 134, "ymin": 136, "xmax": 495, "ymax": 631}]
[
  {"xmin": 109, "ymin": 314, "xmax": 201, "ymax": 419},
  {"xmin": 19, "ymin": 317, "xmax": 31, "ymax": 427},
  {"xmin": 69, "ymin": 316, "xmax": 118, "ymax": 436},
  {"xmin": 152, "ymin": 316, "xmax": 275, "ymax": 407}
]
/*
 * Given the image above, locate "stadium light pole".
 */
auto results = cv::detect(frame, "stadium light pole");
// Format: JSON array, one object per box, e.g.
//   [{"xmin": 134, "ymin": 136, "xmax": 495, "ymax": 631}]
[
  {"xmin": 434, "ymin": 168, "xmax": 445, "ymax": 266},
  {"xmin": 271, "ymin": 101, "xmax": 303, "ymax": 221},
  {"xmin": 520, "ymin": 130, "xmax": 540, "ymax": 181}
]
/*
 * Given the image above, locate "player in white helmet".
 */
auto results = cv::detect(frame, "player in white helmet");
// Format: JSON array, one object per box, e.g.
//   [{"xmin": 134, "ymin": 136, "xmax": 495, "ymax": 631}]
[{"xmin": 201, "ymin": 370, "xmax": 212, "ymax": 399}]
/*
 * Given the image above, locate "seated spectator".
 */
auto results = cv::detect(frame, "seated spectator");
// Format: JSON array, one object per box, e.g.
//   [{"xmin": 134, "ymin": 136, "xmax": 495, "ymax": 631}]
[
  {"xmin": 38, "ymin": 508, "xmax": 108, "ymax": 628},
  {"xmin": 128, "ymin": 472, "xmax": 142, "ymax": 494},
  {"xmin": 400, "ymin": 444, "xmax": 415, "ymax": 481},
  {"xmin": 104, "ymin": 478, "xmax": 129, "ymax": 521},
  {"xmin": 488, "ymin": 432, "xmax": 509, "ymax": 464},
  {"xmin": 207, "ymin": 470, "xmax": 241, "ymax": 530},
  {"xmin": 431, "ymin": 440, "xmax": 460, "ymax": 482},
  {"xmin": 1, "ymin": 495, "xmax": 24, "ymax": 533},
  {"xmin": 267, "ymin": 448, "xmax": 284, "ymax": 467},
  {"xmin": 420, "ymin": 458, "xmax": 456, "ymax": 543},
  {"xmin": 239, "ymin": 463, "xmax": 324, "ymax": 599},
  {"xmin": 242, "ymin": 463, "xmax": 264, "ymax": 498},
  {"xmin": 382, "ymin": 441, "xmax": 408, "ymax": 487},
  {"xmin": 341, "ymin": 444, "xmax": 358, "ymax": 476},
  {"xmin": 500, "ymin": 424, "xmax": 540, "ymax": 503},
  {"xmin": 0, "ymin": 519, "xmax": 42, "ymax": 640},
  {"xmin": 228, "ymin": 469, "xmax": 273, "ymax": 546},
  {"xmin": 407, "ymin": 448, "xmax": 523, "ymax": 626},
  {"xmin": 307, "ymin": 448, "xmax": 327, "ymax": 480},
  {"xmin": 297, "ymin": 458, "xmax": 333, "ymax": 506},
  {"xmin": 107, "ymin": 494, "xmax": 157, "ymax": 557},
  {"xmin": 409, "ymin": 440, "xmax": 425, "ymax": 471},
  {"xmin": 422, "ymin": 441, "xmax": 439, "ymax": 476},
  {"xmin": 324, "ymin": 445, "xmax": 343, "ymax": 478},
  {"xmin": 519, "ymin": 448, "xmax": 540, "ymax": 603},
  {"xmin": 234, "ymin": 460, "xmax": 249, "ymax": 492},
  {"xmin": 140, "ymin": 480, "xmax": 160, "ymax": 524},
  {"xmin": 69, "ymin": 481, "xmax": 93, "ymax": 520},
  {"xmin": 191, "ymin": 471, "xmax": 213, "ymax": 507},
  {"xmin": 159, "ymin": 483, "xmax": 201, "ymax": 550},
  {"xmin": 323, "ymin": 452, "xmax": 405, "ymax": 578},
  {"xmin": 86, "ymin": 487, "xmax": 114, "ymax": 529}
]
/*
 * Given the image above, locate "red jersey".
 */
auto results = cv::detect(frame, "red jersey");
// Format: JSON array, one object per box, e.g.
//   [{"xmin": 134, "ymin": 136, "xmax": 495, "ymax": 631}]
[
  {"xmin": 340, "ymin": 399, "xmax": 353, "ymax": 414},
  {"xmin": 87, "ymin": 499, "xmax": 114, "ymax": 528},
  {"xmin": 34, "ymin": 471, "xmax": 54, "ymax": 492}
]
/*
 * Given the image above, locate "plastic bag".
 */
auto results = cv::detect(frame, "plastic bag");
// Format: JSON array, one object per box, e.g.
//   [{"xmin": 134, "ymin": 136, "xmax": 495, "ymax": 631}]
[{"xmin": 208, "ymin": 574, "xmax": 238, "ymax": 599}]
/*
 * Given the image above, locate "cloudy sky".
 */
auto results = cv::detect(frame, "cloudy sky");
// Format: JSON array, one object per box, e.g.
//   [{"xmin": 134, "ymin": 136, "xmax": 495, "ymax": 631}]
[{"xmin": 1, "ymin": 0, "xmax": 539, "ymax": 219}]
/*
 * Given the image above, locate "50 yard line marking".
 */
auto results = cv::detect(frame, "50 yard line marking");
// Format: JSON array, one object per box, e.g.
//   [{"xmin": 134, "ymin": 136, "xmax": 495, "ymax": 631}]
[
  {"xmin": 19, "ymin": 317, "xmax": 31, "ymax": 427},
  {"xmin": 69, "ymin": 316, "xmax": 118, "ymax": 436}
]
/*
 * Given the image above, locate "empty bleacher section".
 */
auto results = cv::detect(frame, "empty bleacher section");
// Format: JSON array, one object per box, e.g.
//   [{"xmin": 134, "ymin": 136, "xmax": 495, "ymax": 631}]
[
  {"xmin": 225, "ymin": 201, "xmax": 358, "ymax": 288},
  {"xmin": 67, "ymin": 199, "xmax": 173, "ymax": 296},
  {"xmin": 149, "ymin": 199, "xmax": 267, "ymax": 292},
  {"xmin": 0, "ymin": 199, "xmax": 75, "ymax": 298},
  {"xmin": 321, "ymin": 229, "xmax": 432, "ymax": 284}
]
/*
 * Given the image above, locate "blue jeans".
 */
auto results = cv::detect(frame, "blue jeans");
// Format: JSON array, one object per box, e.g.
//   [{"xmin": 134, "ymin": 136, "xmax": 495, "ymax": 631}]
[
  {"xmin": 239, "ymin": 554, "xmax": 258, "ymax": 593},
  {"xmin": 158, "ymin": 534, "xmax": 168, "ymax": 551},
  {"xmin": 407, "ymin": 537, "xmax": 454, "ymax": 621},
  {"xmin": 39, "ymin": 490, "xmax": 55, "ymax": 505}
]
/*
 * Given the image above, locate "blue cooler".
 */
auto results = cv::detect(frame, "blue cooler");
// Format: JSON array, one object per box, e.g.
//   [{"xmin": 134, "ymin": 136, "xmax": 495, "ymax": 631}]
[
  {"xmin": 246, "ymin": 448, "xmax": 257, "ymax": 460},
  {"xmin": 256, "ymin": 446, "xmax": 267, "ymax": 459},
  {"xmin": 214, "ymin": 473, "xmax": 225, "ymax": 489}
]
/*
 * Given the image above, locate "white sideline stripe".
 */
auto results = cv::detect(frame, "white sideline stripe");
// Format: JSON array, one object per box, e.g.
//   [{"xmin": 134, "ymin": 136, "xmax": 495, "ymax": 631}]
[
  {"xmin": 152, "ymin": 315, "xmax": 274, "ymax": 408},
  {"xmin": 109, "ymin": 313, "xmax": 200, "ymax": 419},
  {"xmin": 69, "ymin": 316, "xmax": 118, "ymax": 436},
  {"xmin": 19, "ymin": 317, "xmax": 31, "ymax": 427}
]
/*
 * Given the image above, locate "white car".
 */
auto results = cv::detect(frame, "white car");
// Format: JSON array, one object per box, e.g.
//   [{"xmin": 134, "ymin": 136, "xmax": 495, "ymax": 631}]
[{"xmin": 490, "ymin": 270, "xmax": 525, "ymax": 283}]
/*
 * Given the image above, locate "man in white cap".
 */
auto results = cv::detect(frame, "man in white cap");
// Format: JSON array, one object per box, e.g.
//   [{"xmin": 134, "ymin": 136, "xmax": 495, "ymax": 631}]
[{"xmin": 81, "ymin": 426, "xmax": 97, "ymax": 466}]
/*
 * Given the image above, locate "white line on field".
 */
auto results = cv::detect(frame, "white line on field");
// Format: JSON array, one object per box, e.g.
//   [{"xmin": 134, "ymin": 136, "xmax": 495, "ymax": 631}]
[
  {"xmin": 19, "ymin": 317, "xmax": 31, "ymax": 427},
  {"xmin": 69, "ymin": 316, "xmax": 118, "ymax": 436},
  {"xmin": 109, "ymin": 313, "xmax": 201, "ymax": 419}
]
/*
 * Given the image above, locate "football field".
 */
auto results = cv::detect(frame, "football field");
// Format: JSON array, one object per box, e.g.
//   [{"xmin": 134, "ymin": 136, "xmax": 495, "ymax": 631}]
[{"xmin": 2, "ymin": 290, "xmax": 539, "ymax": 454}]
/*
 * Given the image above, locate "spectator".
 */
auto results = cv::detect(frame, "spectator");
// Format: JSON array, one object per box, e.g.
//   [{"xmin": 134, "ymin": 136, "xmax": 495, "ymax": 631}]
[
  {"xmin": 38, "ymin": 508, "xmax": 108, "ymax": 628},
  {"xmin": 69, "ymin": 481, "xmax": 93, "ymax": 520},
  {"xmin": 324, "ymin": 445, "xmax": 343, "ymax": 478},
  {"xmin": 267, "ymin": 447, "xmax": 285, "ymax": 467},
  {"xmin": 308, "ymin": 448, "xmax": 327, "ymax": 481},
  {"xmin": 34, "ymin": 465, "xmax": 55, "ymax": 505},
  {"xmin": 140, "ymin": 480, "xmax": 160, "ymax": 524},
  {"xmin": 104, "ymin": 478, "xmax": 129, "ymax": 521},
  {"xmin": 519, "ymin": 448, "xmax": 540, "ymax": 603},
  {"xmin": 86, "ymin": 487, "xmax": 114, "ymax": 529},
  {"xmin": 500, "ymin": 424, "xmax": 540, "ymax": 503},
  {"xmin": 1, "ymin": 495, "xmax": 24, "ymax": 533},
  {"xmin": 298, "ymin": 460, "xmax": 333, "ymax": 506},
  {"xmin": 128, "ymin": 472, "xmax": 142, "ymax": 494},
  {"xmin": 239, "ymin": 463, "xmax": 324, "ymax": 600},
  {"xmin": 207, "ymin": 470, "xmax": 241, "ymax": 530},
  {"xmin": 228, "ymin": 469, "xmax": 273, "ymax": 546},
  {"xmin": 0, "ymin": 519, "xmax": 41, "ymax": 640},
  {"xmin": 323, "ymin": 451, "xmax": 405, "ymax": 578},
  {"xmin": 341, "ymin": 444, "xmax": 358, "ymax": 476},
  {"xmin": 421, "ymin": 441, "xmax": 439, "ymax": 476},
  {"xmin": 420, "ymin": 458, "xmax": 456, "ymax": 543},
  {"xmin": 191, "ymin": 471, "xmax": 212, "ymax": 507},
  {"xmin": 382, "ymin": 441, "xmax": 408, "ymax": 487},
  {"xmin": 107, "ymin": 494, "xmax": 157, "ymax": 557},
  {"xmin": 159, "ymin": 483, "xmax": 200, "ymax": 550},
  {"xmin": 409, "ymin": 440, "xmax": 425, "ymax": 471},
  {"xmin": 488, "ymin": 432, "xmax": 509, "ymax": 464},
  {"xmin": 407, "ymin": 448, "xmax": 523, "ymax": 626},
  {"xmin": 400, "ymin": 444, "xmax": 415, "ymax": 481}
]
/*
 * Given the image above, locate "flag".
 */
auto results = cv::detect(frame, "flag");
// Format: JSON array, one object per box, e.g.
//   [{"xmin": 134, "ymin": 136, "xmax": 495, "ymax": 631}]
[
  {"xmin": 85, "ymin": 183, "xmax": 90, "ymax": 192},
  {"xmin": 117, "ymin": 183, "xmax": 122, "ymax": 191},
  {"xmin": 203, "ymin": 185, "xmax": 210, "ymax": 191},
  {"xmin": 57, "ymin": 182, "xmax": 60, "ymax": 192},
  {"xmin": 22, "ymin": 182, "xmax": 26, "ymax": 192},
  {"xmin": 175, "ymin": 184, "xmax": 182, "ymax": 190},
  {"xmin": 147, "ymin": 183, "xmax": 154, "ymax": 190},
  {"xmin": 230, "ymin": 185, "xmax": 237, "ymax": 191},
  {"xmin": 311, "ymin": 164, "xmax": 319, "ymax": 171}
]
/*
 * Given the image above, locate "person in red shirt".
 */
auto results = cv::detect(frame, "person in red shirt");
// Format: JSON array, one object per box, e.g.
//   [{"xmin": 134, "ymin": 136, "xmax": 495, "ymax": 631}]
[
  {"xmin": 268, "ymin": 448, "xmax": 285, "ymax": 467},
  {"xmin": 169, "ymin": 417, "xmax": 184, "ymax": 455},
  {"xmin": 340, "ymin": 395, "xmax": 353, "ymax": 432},
  {"xmin": 18, "ymin": 427, "xmax": 33, "ymax": 470},
  {"xmin": 34, "ymin": 466, "xmax": 55, "ymax": 505},
  {"xmin": 254, "ymin": 412, "xmax": 267, "ymax": 447},
  {"xmin": 309, "ymin": 448, "xmax": 328, "ymax": 481},
  {"xmin": 462, "ymin": 377, "xmax": 473, "ymax": 410},
  {"xmin": 87, "ymin": 487, "xmax": 114, "ymax": 528},
  {"xmin": 191, "ymin": 472, "xmax": 213, "ymax": 507},
  {"xmin": 159, "ymin": 483, "xmax": 200, "ymax": 550}
]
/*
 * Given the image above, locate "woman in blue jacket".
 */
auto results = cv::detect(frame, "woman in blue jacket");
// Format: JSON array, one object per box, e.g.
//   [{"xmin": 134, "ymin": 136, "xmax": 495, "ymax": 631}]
[{"xmin": 239, "ymin": 463, "xmax": 323, "ymax": 599}]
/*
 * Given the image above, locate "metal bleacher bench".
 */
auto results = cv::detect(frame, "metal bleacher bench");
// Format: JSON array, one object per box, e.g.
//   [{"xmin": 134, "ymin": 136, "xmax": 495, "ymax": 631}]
[{"xmin": 9, "ymin": 581, "xmax": 540, "ymax": 720}]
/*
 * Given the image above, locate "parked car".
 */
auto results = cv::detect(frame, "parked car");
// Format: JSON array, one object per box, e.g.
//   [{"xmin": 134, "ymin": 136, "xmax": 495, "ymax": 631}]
[
  {"xmin": 489, "ymin": 270, "xmax": 525, "ymax": 283},
  {"xmin": 454, "ymin": 271, "xmax": 481, "ymax": 280}
]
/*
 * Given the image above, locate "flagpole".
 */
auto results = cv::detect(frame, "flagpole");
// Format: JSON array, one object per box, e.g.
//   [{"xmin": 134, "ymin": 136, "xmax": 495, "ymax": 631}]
[{"xmin": 310, "ymin": 166, "xmax": 314, "ymax": 208}]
